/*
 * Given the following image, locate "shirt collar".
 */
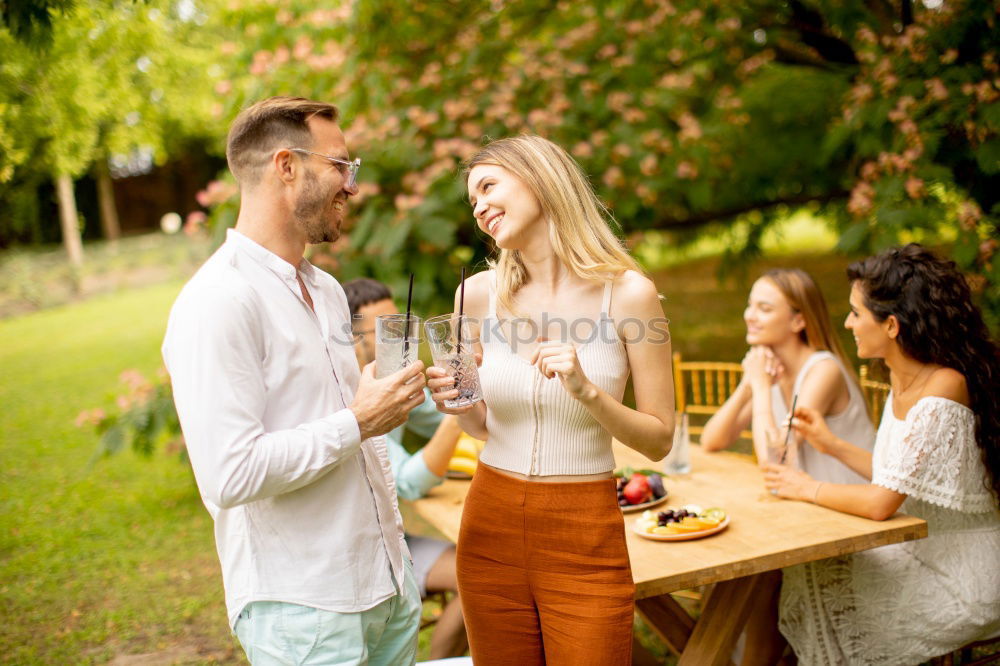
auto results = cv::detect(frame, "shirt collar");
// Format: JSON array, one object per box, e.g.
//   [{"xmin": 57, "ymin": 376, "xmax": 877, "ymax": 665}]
[{"xmin": 227, "ymin": 229, "xmax": 318, "ymax": 285}]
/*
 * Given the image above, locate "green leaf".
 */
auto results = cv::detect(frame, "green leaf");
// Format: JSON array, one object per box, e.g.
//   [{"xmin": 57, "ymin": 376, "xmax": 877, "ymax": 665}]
[
  {"xmin": 836, "ymin": 222, "xmax": 870, "ymax": 253},
  {"xmin": 99, "ymin": 424, "xmax": 125, "ymax": 457},
  {"xmin": 974, "ymin": 140, "xmax": 1000, "ymax": 175},
  {"xmin": 953, "ymin": 230, "xmax": 979, "ymax": 267},
  {"xmin": 413, "ymin": 215, "xmax": 456, "ymax": 248}
]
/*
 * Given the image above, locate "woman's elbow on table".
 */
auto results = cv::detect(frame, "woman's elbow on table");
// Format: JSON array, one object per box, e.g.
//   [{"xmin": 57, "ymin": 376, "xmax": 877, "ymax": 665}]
[
  {"xmin": 862, "ymin": 488, "xmax": 907, "ymax": 521},
  {"xmin": 866, "ymin": 506, "xmax": 895, "ymax": 521}
]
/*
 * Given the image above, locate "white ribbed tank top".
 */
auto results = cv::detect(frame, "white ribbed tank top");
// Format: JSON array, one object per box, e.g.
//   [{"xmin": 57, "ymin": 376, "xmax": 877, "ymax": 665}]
[
  {"xmin": 770, "ymin": 351, "xmax": 876, "ymax": 485},
  {"xmin": 477, "ymin": 272, "xmax": 630, "ymax": 476}
]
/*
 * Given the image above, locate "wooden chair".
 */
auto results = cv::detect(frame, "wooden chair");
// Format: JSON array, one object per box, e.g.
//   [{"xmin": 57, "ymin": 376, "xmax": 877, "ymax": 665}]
[
  {"xmin": 672, "ymin": 352, "xmax": 751, "ymax": 441},
  {"xmin": 859, "ymin": 364, "xmax": 891, "ymax": 425}
]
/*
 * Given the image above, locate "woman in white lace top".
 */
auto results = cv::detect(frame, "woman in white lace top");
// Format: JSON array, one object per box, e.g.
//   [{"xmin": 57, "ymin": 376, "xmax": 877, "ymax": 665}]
[
  {"xmin": 764, "ymin": 244, "xmax": 1000, "ymax": 665},
  {"xmin": 701, "ymin": 268, "xmax": 877, "ymax": 664}
]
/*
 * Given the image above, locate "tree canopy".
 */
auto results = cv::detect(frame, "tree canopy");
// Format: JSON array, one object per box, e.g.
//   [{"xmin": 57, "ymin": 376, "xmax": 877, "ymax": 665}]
[
  {"xmin": 200, "ymin": 0, "xmax": 998, "ymax": 322},
  {"xmin": 0, "ymin": 0, "xmax": 222, "ymax": 245},
  {"xmin": 3, "ymin": 0, "xmax": 997, "ymax": 324}
]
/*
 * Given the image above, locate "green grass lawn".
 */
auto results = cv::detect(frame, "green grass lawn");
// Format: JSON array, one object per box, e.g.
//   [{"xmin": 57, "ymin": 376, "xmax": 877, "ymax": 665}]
[
  {"xmin": 0, "ymin": 240, "xmax": 867, "ymax": 663},
  {"xmin": 0, "ymin": 281, "xmax": 240, "ymax": 664}
]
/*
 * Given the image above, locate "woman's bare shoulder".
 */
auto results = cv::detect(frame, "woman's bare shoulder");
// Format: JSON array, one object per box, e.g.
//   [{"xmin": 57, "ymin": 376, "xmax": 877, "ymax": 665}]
[
  {"xmin": 923, "ymin": 366, "xmax": 970, "ymax": 407},
  {"xmin": 613, "ymin": 270, "xmax": 661, "ymax": 307},
  {"xmin": 458, "ymin": 269, "xmax": 493, "ymax": 316}
]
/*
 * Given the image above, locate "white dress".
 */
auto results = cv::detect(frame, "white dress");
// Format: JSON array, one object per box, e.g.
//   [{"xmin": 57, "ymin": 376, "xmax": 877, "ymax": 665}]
[
  {"xmin": 779, "ymin": 396, "xmax": 1000, "ymax": 665},
  {"xmin": 770, "ymin": 351, "xmax": 875, "ymax": 485}
]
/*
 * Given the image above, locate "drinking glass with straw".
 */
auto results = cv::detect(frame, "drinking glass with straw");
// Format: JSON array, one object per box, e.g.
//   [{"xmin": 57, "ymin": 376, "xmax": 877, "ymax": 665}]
[
  {"xmin": 425, "ymin": 268, "xmax": 483, "ymax": 408},
  {"xmin": 375, "ymin": 274, "xmax": 420, "ymax": 379},
  {"xmin": 779, "ymin": 393, "xmax": 798, "ymax": 465},
  {"xmin": 764, "ymin": 393, "xmax": 798, "ymax": 496}
]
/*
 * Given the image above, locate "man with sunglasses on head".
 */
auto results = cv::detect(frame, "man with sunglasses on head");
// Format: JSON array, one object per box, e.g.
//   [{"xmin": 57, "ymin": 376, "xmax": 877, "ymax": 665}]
[{"xmin": 163, "ymin": 97, "xmax": 426, "ymax": 665}]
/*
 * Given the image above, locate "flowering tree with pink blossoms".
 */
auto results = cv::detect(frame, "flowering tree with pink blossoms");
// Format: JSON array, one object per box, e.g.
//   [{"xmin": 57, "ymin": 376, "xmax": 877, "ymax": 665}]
[
  {"xmin": 198, "ymin": 0, "xmax": 999, "ymax": 324},
  {"xmin": 81, "ymin": 0, "xmax": 999, "ymax": 461}
]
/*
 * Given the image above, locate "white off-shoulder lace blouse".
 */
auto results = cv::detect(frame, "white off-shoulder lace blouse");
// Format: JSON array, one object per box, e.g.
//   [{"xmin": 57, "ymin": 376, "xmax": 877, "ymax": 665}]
[{"xmin": 779, "ymin": 395, "xmax": 1000, "ymax": 665}]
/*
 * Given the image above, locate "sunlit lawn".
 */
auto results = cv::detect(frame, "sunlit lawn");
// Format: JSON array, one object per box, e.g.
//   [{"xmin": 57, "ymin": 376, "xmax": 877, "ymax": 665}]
[
  {"xmin": 0, "ymin": 281, "xmax": 242, "ymax": 663},
  {"xmin": 0, "ymin": 225, "xmax": 867, "ymax": 663}
]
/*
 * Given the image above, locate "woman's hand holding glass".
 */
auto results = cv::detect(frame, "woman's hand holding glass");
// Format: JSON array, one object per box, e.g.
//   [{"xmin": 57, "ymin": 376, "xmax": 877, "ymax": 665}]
[
  {"xmin": 790, "ymin": 405, "xmax": 837, "ymax": 455},
  {"xmin": 763, "ymin": 463, "xmax": 821, "ymax": 502},
  {"xmin": 426, "ymin": 353, "xmax": 483, "ymax": 415},
  {"xmin": 530, "ymin": 340, "xmax": 593, "ymax": 401}
]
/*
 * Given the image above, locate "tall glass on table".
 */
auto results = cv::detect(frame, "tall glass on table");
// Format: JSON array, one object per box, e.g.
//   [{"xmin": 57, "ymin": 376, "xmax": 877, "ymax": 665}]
[
  {"xmin": 424, "ymin": 313, "xmax": 483, "ymax": 408},
  {"xmin": 375, "ymin": 313, "xmax": 421, "ymax": 379},
  {"xmin": 664, "ymin": 411, "xmax": 691, "ymax": 475}
]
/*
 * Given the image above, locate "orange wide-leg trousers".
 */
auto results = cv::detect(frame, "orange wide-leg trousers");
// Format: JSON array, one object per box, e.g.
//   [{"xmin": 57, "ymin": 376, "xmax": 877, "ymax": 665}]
[{"xmin": 456, "ymin": 463, "xmax": 635, "ymax": 665}]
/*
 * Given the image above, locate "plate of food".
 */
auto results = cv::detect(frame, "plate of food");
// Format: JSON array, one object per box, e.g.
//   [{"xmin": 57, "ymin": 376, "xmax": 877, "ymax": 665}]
[
  {"xmin": 632, "ymin": 506, "xmax": 729, "ymax": 541},
  {"xmin": 615, "ymin": 468, "xmax": 668, "ymax": 513},
  {"xmin": 445, "ymin": 433, "xmax": 483, "ymax": 480}
]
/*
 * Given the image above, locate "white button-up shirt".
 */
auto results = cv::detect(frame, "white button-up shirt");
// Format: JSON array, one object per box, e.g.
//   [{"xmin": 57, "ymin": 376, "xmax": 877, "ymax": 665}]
[{"xmin": 162, "ymin": 229, "xmax": 408, "ymax": 629}]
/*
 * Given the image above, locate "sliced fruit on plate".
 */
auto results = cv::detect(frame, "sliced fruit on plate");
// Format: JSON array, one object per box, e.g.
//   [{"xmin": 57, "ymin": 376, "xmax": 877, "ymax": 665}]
[
  {"xmin": 447, "ymin": 432, "xmax": 484, "ymax": 476},
  {"xmin": 454, "ymin": 434, "xmax": 483, "ymax": 460},
  {"xmin": 702, "ymin": 508, "xmax": 727, "ymax": 523},
  {"xmin": 651, "ymin": 525, "xmax": 680, "ymax": 535},
  {"xmin": 669, "ymin": 521, "xmax": 707, "ymax": 532},
  {"xmin": 679, "ymin": 516, "xmax": 721, "ymax": 529},
  {"xmin": 447, "ymin": 456, "xmax": 478, "ymax": 476}
]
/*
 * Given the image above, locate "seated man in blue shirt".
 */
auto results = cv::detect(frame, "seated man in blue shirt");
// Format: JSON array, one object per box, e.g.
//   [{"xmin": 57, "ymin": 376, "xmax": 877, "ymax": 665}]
[{"xmin": 343, "ymin": 278, "xmax": 469, "ymax": 660}]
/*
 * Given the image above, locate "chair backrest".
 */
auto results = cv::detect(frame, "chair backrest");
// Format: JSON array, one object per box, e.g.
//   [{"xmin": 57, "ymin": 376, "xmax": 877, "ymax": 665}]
[
  {"xmin": 858, "ymin": 364, "xmax": 890, "ymax": 425},
  {"xmin": 673, "ymin": 352, "xmax": 751, "ymax": 440}
]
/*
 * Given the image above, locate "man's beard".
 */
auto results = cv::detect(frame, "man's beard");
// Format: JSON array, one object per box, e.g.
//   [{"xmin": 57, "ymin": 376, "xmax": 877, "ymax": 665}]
[{"xmin": 294, "ymin": 169, "xmax": 339, "ymax": 244}]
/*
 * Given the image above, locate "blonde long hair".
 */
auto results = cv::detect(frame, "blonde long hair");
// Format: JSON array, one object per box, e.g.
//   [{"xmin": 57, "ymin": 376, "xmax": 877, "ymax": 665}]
[
  {"xmin": 464, "ymin": 135, "xmax": 642, "ymax": 315},
  {"xmin": 761, "ymin": 268, "xmax": 861, "ymax": 390}
]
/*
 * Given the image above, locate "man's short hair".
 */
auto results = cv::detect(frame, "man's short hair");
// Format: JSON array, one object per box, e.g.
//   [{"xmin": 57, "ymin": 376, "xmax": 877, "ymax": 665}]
[
  {"xmin": 342, "ymin": 278, "xmax": 392, "ymax": 318},
  {"xmin": 226, "ymin": 96, "xmax": 340, "ymax": 186}
]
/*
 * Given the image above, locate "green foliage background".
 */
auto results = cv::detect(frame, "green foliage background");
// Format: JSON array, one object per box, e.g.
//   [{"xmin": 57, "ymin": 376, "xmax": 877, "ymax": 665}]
[
  {"xmin": 197, "ymin": 0, "xmax": 999, "ymax": 323},
  {"xmin": 0, "ymin": 0, "xmax": 223, "ymax": 244},
  {"xmin": 2, "ymin": 0, "xmax": 997, "ymax": 322}
]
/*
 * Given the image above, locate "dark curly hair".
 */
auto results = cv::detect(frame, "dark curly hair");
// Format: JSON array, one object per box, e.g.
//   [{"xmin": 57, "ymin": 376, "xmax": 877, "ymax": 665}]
[{"xmin": 847, "ymin": 244, "xmax": 1000, "ymax": 505}]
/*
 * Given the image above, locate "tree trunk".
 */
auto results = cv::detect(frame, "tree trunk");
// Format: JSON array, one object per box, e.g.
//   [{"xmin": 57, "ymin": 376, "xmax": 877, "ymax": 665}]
[
  {"xmin": 55, "ymin": 172, "xmax": 84, "ymax": 266},
  {"xmin": 95, "ymin": 157, "xmax": 121, "ymax": 241}
]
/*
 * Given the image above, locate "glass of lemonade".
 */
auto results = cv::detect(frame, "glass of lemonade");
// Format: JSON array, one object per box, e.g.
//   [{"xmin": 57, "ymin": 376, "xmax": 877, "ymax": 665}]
[
  {"xmin": 375, "ymin": 313, "xmax": 421, "ymax": 379},
  {"xmin": 424, "ymin": 313, "xmax": 483, "ymax": 408}
]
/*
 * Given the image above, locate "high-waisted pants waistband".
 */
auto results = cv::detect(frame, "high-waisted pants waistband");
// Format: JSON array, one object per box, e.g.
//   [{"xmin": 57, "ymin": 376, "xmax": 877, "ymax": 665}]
[{"xmin": 456, "ymin": 463, "xmax": 635, "ymax": 666}]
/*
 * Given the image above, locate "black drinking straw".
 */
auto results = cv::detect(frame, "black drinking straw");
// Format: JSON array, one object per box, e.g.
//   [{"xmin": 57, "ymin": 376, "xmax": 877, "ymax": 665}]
[
  {"xmin": 403, "ymin": 273, "xmax": 414, "ymax": 357},
  {"xmin": 457, "ymin": 267, "xmax": 466, "ymax": 356},
  {"xmin": 780, "ymin": 393, "xmax": 798, "ymax": 465}
]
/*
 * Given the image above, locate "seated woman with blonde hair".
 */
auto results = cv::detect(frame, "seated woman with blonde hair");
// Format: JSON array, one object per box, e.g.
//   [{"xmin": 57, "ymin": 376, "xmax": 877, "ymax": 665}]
[
  {"xmin": 765, "ymin": 244, "xmax": 1000, "ymax": 664},
  {"xmin": 702, "ymin": 267, "xmax": 875, "ymax": 480},
  {"xmin": 701, "ymin": 268, "xmax": 876, "ymax": 664}
]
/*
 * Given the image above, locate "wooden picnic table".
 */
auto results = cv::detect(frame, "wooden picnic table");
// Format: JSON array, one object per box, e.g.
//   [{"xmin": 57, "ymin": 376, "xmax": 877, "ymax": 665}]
[{"xmin": 411, "ymin": 441, "xmax": 927, "ymax": 665}]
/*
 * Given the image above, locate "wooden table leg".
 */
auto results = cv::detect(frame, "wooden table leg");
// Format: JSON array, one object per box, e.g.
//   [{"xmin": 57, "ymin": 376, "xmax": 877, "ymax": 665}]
[
  {"xmin": 631, "ymin": 635, "xmax": 663, "ymax": 666},
  {"xmin": 677, "ymin": 573, "xmax": 778, "ymax": 666},
  {"xmin": 635, "ymin": 595, "xmax": 696, "ymax": 656}
]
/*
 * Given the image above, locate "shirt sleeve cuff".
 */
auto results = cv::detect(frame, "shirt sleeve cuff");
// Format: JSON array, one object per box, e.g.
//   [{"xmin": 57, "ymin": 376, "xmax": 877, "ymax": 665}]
[{"xmin": 332, "ymin": 407, "xmax": 363, "ymax": 453}]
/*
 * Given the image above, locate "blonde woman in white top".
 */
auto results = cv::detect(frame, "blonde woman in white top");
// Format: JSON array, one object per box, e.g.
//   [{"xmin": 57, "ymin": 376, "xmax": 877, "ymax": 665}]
[
  {"xmin": 702, "ymin": 268, "xmax": 875, "ymax": 476},
  {"xmin": 426, "ymin": 135, "xmax": 674, "ymax": 665},
  {"xmin": 701, "ymin": 268, "xmax": 876, "ymax": 665}
]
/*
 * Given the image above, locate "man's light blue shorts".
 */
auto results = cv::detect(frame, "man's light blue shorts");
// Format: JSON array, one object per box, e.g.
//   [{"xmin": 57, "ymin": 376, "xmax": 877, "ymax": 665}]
[{"xmin": 234, "ymin": 561, "xmax": 421, "ymax": 665}]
